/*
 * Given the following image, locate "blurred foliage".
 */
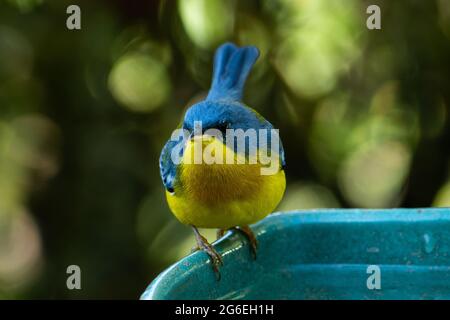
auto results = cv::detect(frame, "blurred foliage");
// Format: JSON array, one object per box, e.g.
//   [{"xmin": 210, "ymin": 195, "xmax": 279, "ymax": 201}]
[{"xmin": 0, "ymin": 0, "xmax": 450, "ymax": 298}]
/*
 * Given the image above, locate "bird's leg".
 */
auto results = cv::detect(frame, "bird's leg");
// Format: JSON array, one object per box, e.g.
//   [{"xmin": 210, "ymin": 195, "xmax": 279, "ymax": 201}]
[
  {"xmin": 191, "ymin": 226, "xmax": 223, "ymax": 280},
  {"xmin": 216, "ymin": 228, "xmax": 226, "ymax": 240},
  {"xmin": 234, "ymin": 225, "xmax": 258, "ymax": 259}
]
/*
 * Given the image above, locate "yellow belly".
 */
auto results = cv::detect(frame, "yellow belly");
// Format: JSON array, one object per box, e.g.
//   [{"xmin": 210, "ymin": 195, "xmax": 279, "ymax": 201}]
[{"xmin": 165, "ymin": 137, "xmax": 286, "ymax": 229}]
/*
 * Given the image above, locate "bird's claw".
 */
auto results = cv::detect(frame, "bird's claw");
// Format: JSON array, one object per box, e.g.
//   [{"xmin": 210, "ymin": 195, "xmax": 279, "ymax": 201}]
[
  {"xmin": 192, "ymin": 226, "xmax": 223, "ymax": 281},
  {"xmin": 235, "ymin": 226, "xmax": 258, "ymax": 259}
]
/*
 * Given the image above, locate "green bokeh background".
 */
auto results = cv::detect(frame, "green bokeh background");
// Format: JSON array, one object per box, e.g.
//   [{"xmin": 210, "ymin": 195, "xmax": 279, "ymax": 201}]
[{"xmin": 0, "ymin": 0, "xmax": 450, "ymax": 298}]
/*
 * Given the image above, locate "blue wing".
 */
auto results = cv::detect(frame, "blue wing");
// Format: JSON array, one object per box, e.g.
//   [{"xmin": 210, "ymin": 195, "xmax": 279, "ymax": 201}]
[
  {"xmin": 159, "ymin": 139, "xmax": 179, "ymax": 193},
  {"xmin": 280, "ymin": 140, "xmax": 286, "ymax": 169}
]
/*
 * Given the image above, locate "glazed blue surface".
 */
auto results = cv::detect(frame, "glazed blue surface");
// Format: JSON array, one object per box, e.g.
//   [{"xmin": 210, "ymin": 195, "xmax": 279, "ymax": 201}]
[{"xmin": 141, "ymin": 208, "xmax": 450, "ymax": 300}]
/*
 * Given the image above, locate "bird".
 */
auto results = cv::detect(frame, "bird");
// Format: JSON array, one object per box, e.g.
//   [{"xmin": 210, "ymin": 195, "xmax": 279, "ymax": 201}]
[{"xmin": 159, "ymin": 42, "xmax": 286, "ymax": 279}]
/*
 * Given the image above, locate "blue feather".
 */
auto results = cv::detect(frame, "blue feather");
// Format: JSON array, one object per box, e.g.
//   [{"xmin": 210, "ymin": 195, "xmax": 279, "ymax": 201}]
[{"xmin": 207, "ymin": 43, "xmax": 259, "ymax": 101}]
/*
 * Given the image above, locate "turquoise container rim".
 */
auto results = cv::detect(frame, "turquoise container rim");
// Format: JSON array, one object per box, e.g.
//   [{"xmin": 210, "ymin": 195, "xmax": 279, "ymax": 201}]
[{"xmin": 141, "ymin": 208, "xmax": 450, "ymax": 300}]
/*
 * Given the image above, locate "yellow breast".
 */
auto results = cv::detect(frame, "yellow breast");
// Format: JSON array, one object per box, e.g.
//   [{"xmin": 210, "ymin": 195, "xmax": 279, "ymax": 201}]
[{"xmin": 166, "ymin": 136, "xmax": 286, "ymax": 229}]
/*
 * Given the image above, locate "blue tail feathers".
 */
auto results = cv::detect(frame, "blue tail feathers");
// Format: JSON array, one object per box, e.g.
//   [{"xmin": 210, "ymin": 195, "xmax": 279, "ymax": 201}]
[{"xmin": 207, "ymin": 43, "xmax": 259, "ymax": 101}]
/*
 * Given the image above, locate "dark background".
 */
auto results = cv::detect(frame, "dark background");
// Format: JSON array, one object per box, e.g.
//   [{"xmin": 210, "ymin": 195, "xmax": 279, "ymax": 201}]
[{"xmin": 0, "ymin": 0, "xmax": 449, "ymax": 298}]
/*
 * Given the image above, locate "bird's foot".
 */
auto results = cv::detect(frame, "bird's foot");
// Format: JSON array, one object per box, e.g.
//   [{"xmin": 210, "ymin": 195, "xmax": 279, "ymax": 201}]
[
  {"xmin": 234, "ymin": 225, "xmax": 258, "ymax": 259},
  {"xmin": 191, "ymin": 226, "xmax": 223, "ymax": 281}
]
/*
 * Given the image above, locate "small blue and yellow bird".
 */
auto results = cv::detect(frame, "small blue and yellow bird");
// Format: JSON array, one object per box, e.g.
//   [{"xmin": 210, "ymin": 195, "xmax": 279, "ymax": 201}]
[{"xmin": 159, "ymin": 43, "xmax": 286, "ymax": 278}]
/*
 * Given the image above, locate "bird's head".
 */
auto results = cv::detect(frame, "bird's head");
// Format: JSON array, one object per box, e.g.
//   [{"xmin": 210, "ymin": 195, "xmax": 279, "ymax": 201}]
[{"xmin": 183, "ymin": 100, "xmax": 267, "ymax": 134}]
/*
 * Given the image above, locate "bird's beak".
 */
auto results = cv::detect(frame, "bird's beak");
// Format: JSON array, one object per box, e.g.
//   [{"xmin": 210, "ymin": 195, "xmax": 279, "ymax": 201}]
[{"xmin": 189, "ymin": 133, "xmax": 215, "ymax": 147}]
